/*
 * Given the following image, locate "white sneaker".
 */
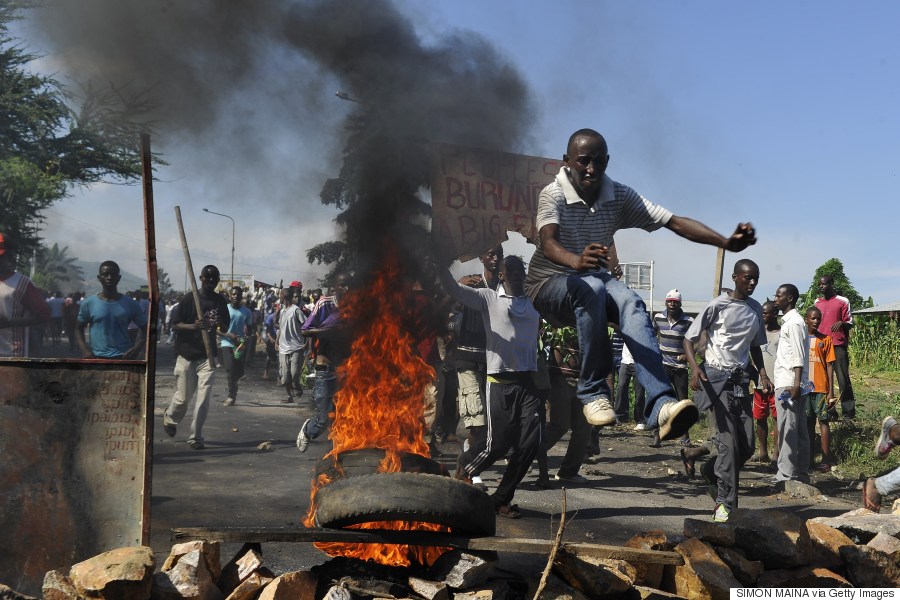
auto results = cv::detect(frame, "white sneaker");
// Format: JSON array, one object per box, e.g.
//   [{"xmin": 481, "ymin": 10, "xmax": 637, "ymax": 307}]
[
  {"xmin": 713, "ymin": 503, "xmax": 730, "ymax": 523},
  {"xmin": 223, "ymin": 397, "xmax": 235, "ymax": 407},
  {"xmin": 658, "ymin": 399, "xmax": 699, "ymax": 441},
  {"xmin": 296, "ymin": 419, "xmax": 311, "ymax": 452},
  {"xmin": 633, "ymin": 423, "xmax": 646, "ymax": 431},
  {"xmin": 583, "ymin": 397, "xmax": 616, "ymax": 426}
]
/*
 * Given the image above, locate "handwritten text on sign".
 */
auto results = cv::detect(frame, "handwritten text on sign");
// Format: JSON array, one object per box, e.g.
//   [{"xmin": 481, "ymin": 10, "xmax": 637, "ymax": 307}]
[{"xmin": 430, "ymin": 143, "xmax": 563, "ymax": 260}]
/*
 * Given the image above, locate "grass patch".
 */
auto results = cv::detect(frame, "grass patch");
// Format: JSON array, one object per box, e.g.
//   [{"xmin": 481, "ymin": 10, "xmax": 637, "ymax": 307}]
[{"xmin": 830, "ymin": 387, "xmax": 900, "ymax": 478}]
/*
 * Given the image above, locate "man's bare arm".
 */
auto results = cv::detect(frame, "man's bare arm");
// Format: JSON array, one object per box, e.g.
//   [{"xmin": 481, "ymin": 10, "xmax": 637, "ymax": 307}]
[
  {"xmin": 665, "ymin": 216, "xmax": 757, "ymax": 252},
  {"xmin": 539, "ymin": 224, "xmax": 611, "ymax": 272}
]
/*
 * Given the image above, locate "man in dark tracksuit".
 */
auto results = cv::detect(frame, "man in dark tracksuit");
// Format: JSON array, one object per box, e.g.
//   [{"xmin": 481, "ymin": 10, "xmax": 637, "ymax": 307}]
[{"xmin": 439, "ymin": 254, "xmax": 541, "ymax": 519}]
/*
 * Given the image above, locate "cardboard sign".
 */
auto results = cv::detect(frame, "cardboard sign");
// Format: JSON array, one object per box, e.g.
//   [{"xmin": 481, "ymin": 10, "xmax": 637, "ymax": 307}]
[{"xmin": 430, "ymin": 143, "xmax": 563, "ymax": 260}]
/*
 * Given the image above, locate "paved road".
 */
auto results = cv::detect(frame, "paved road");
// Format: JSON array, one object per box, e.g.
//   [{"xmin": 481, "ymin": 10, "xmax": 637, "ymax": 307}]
[{"xmin": 149, "ymin": 341, "xmax": 859, "ymax": 574}]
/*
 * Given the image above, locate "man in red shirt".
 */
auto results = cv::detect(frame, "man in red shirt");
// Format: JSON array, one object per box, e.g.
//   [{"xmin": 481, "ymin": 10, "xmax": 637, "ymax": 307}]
[
  {"xmin": 814, "ymin": 276, "xmax": 855, "ymax": 420},
  {"xmin": 0, "ymin": 232, "xmax": 50, "ymax": 358}
]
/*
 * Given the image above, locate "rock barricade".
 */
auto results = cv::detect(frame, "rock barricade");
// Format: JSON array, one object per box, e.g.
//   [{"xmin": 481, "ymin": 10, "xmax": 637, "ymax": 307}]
[{"xmin": 2, "ymin": 508, "xmax": 898, "ymax": 598}]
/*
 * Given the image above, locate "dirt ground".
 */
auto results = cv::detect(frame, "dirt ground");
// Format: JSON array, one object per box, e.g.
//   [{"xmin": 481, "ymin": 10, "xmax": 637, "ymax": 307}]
[{"xmin": 149, "ymin": 341, "xmax": 864, "ymax": 574}]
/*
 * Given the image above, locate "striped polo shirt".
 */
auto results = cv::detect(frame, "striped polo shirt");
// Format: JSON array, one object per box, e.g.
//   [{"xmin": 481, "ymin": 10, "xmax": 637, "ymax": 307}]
[
  {"xmin": 525, "ymin": 168, "xmax": 673, "ymax": 300},
  {"xmin": 654, "ymin": 310, "xmax": 693, "ymax": 369}
]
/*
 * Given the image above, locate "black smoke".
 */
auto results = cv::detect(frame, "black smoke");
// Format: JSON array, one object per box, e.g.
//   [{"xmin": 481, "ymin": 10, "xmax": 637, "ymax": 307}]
[{"xmin": 28, "ymin": 0, "xmax": 535, "ymax": 282}]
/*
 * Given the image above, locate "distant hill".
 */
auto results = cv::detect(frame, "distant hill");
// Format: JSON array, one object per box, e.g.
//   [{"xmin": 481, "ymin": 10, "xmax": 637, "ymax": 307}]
[{"xmin": 74, "ymin": 260, "xmax": 148, "ymax": 296}]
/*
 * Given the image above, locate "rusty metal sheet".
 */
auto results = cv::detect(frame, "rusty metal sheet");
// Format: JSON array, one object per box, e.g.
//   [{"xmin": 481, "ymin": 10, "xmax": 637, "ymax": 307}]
[{"xmin": 0, "ymin": 361, "xmax": 149, "ymax": 595}]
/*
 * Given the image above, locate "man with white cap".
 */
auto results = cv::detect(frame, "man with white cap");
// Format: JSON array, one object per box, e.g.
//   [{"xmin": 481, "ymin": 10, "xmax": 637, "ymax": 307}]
[{"xmin": 651, "ymin": 289, "xmax": 694, "ymax": 445}]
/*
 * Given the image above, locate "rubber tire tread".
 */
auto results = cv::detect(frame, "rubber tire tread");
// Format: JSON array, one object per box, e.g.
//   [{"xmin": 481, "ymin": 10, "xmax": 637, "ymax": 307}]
[
  {"xmin": 314, "ymin": 472, "xmax": 496, "ymax": 536},
  {"xmin": 315, "ymin": 449, "xmax": 446, "ymax": 481}
]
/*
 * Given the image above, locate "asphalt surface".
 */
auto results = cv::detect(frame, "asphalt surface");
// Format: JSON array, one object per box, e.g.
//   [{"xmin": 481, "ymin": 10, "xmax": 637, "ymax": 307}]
[{"xmin": 149, "ymin": 341, "xmax": 861, "ymax": 575}]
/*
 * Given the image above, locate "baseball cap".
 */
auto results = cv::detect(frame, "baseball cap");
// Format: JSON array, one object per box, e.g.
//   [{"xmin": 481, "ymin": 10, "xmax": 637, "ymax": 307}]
[
  {"xmin": 0, "ymin": 232, "xmax": 6, "ymax": 256},
  {"xmin": 289, "ymin": 280, "xmax": 302, "ymax": 288},
  {"xmin": 665, "ymin": 289, "xmax": 682, "ymax": 302}
]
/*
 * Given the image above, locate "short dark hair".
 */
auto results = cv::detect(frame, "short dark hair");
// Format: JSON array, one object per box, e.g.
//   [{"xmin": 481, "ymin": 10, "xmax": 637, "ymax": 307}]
[
  {"xmin": 200, "ymin": 265, "xmax": 220, "ymax": 279},
  {"xmin": 779, "ymin": 283, "xmax": 800, "ymax": 302},
  {"xmin": 567, "ymin": 128, "xmax": 603, "ymax": 154},
  {"xmin": 805, "ymin": 306, "xmax": 822, "ymax": 317},
  {"xmin": 99, "ymin": 260, "xmax": 120, "ymax": 274}
]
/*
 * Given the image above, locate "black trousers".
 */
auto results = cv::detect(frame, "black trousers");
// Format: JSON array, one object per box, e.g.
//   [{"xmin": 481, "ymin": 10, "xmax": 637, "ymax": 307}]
[
  {"xmin": 459, "ymin": 374, "xmax": 542, "ymax": 506},
  {"xmin": 219, "ymin": 346, "xmax": 246, "ymax": 399}
]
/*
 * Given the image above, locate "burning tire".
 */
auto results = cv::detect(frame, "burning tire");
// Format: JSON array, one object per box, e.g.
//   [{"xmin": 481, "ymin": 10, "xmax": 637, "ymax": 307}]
[
  {"xmin": 314, "ymin": 472, "xmax": 496, "ymax": 536},
  {"xmin": 315, "ymin": 449, "xmax": 447, "ymax": 482}
]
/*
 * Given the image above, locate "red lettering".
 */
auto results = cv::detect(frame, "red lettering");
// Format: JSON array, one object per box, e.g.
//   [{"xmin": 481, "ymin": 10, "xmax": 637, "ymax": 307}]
[{"xmin": 445, "ymin": 177, "xmax": 466, "ymax": 209}]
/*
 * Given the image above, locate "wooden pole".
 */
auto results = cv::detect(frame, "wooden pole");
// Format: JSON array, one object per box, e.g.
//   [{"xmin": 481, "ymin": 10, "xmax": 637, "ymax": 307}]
[
  {"xmin": 713, "ymin": 247, "xmax": 725, "ymax": 296},
  {"xmin": 139, "ymin": 133, "xmax": 158, "ymax": 545},
  {"xmin": 174, "ymin": 206, "xmax": 217, "ymax": 367},
  {"xmin": 171, "ymin": 527, "xmax": 684, "ymax": 565}
]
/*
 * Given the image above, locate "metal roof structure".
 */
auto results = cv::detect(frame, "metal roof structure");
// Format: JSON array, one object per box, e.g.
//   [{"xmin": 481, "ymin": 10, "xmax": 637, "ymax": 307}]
[{"xmin": 854, "ymin": 301, "xmax": 900, "ymax": 315}]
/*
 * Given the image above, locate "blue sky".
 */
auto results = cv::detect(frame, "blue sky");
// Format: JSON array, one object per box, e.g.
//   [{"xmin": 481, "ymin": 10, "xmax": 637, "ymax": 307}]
[{"xmin": 25, "ymin": 2, "xmax": 900, "ymax": 305}]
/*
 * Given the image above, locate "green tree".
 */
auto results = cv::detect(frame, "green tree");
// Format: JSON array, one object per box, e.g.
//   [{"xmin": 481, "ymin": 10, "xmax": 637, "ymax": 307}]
[
  {"xmin": 29, "ymin": 242, "xmax": 83, "ymax": 293},
  {"xmin": 802, "ymin": 258, "xmax": 867, "ymax": 310},
  {"xmin": 156, "ymin": 265, "xmax": 173, "ymax": 296},
  {"xmin": 0, "ymin": 3, "xmax": 161, "ymax": 266}
]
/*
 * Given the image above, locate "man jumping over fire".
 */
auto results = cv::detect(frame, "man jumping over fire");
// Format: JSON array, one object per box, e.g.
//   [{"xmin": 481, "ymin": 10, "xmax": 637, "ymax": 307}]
[
  {"xmin": 524, "ymin": 128, "xmax": 758, "ymax": 440},
  {"xmin": 439, "ymin": 252, "xmax": 541, "ymax": 519}
]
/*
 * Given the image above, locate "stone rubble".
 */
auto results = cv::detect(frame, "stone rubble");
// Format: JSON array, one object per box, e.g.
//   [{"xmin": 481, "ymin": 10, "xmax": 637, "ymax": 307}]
[{"xmin": 2, "ymin": 507, "xmax": 898, "ymax": 599}]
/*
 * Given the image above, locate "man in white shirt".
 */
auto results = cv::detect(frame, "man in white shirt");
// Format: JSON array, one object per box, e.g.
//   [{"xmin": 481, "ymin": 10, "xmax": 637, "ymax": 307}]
[{"xmin": 772, "ymin": 283, "xmax": 811, "ymax": 483}]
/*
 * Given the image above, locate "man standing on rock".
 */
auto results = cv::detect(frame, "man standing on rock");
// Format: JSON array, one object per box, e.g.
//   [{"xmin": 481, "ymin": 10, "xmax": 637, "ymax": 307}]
[
  {"xmin": 163, "ymin": 265, "xmax": 230, "ymax": 450},
  {"xmin": 524, "ymin": 128, "xmax": 757, "ymax": 440}
]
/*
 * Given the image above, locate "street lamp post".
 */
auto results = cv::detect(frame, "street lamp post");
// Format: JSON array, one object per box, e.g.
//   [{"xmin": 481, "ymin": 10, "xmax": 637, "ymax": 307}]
[{"xmin": 202, "ymin": 208, "xmax": 235, "ymax": 287}]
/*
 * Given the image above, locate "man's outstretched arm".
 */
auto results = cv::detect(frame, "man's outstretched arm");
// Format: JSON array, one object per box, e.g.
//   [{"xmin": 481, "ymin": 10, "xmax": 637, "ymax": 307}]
[{"xmin": 665, "ymin": 216, "xmax": 757, "ymax": 252}]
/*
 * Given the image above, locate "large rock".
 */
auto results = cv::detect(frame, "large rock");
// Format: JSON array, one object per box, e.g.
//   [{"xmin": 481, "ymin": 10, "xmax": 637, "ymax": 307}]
[
  {"xmin": 535, "ymin": 574, "xmax": 590, "ymax": 600},
  {"xmin": 712, "ymin": 547, "xmax": 762, "ymax": 587},
  {"xmin": 153, "ymin": 549, "xmax": 223, "ymax": 600},
  {"xmin": 806, "ymin": 520, "xmax": 855, "ymax": 569},
  {"xmin": 757, "ymin": 567, "xmax": 851, "ymax": 588},
  {"xmin": 69, "ymin": 546, "xmax": 155, "ymax": 600},
  {"xmin": 840, "ymin": 544, "xmax": 900, "ymax": 588},
  {"xmin": 429, "ymin": 551, "xmax": 496, "ymax": 590},
  {"xmin": 225, "ymin": 568, "xmax": 275, "ymax": 600},
  {"xmin": 218, "ymin": 545, "xmax": 264, "ymax": 596},
  {"xmin": 162, "ymin": 541, "xmax": 222, "ymax": 582},
  {"xmin": 810, "ymin": 508, "xmax": 900, "ymax": 543},
  {"xmin": 257, "ymin": 571, "xmax": 316, "ymax": 600},
  {"xmin": 408, "ymin": 576, "xmax": 449, "ymax": 600},
  {"xmin": 682, "ymin": 519, "xmax": 735, "ymax": 547},
  {"xmin": 729, "ymin": 509, "xmax": 811, "ymax": 568},
  {"xmin": 867, "ymin": 531, "xmax": 900, "ymax": 555},
  {"xmin": 623, "ymin": 530, "xmax": 672, "ymax": 589},
  {"xmin": 552, "ymin": 549, "xmax": 633, "ymax": 598},
  {"xmin": 0, "ymin": 583, "xmax": 37, "ymax": 600},
  {"xmin": 452, "ymin": 579, "xmax": 511, "ymax": 600},
  {"xmin": 671, "ymin": 538, "xmax": 739, "ymax": 600},
  {"xmin": 42, "ymin": 570, "xmax": 79, "ymax": 600}
]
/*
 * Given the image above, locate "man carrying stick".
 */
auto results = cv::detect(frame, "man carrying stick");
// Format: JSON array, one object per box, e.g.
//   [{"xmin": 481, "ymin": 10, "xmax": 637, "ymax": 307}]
[{"xmin": 163, "ymin": 265, "xmax": 230, "ymax": 450}]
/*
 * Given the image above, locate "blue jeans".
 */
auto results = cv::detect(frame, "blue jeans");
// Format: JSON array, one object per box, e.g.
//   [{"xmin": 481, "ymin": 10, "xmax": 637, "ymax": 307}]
[
  {"xmin": 532, "ymin": 272, "xmax": 675, "ymax": 426},
  {"xmin": 305, "ymin": 367, "xmax": 337, "ymax": 440}
]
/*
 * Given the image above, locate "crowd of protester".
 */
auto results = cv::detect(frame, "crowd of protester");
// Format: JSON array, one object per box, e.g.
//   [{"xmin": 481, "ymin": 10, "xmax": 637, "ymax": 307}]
[{"xmin": 0, "ymin": 120, "xmax": 890, "ymax": 524}]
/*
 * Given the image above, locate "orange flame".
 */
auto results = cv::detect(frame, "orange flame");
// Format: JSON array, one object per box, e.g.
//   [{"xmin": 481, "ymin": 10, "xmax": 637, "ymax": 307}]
[{"xmin": 304, "ymin": 253, "xmax": 450, "ymax": 566}]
